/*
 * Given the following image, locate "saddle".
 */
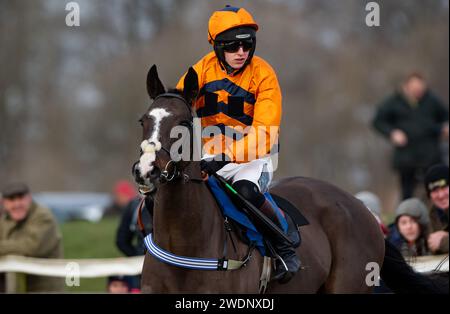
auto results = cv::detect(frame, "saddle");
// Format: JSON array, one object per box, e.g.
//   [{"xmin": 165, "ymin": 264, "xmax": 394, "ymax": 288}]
[{"xmin": 206, "ymin": 176, "xmax": 309, "ymax": 256}]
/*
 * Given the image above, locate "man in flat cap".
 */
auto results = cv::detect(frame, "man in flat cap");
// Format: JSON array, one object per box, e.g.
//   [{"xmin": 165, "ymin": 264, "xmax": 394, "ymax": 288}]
[
  {"xmin": 0, "ymin": 182, "xmax": 64, "ymax": 292},
  {"xmin": 424, "ymin": 164, "xmax": 449, "ymax": 254}
]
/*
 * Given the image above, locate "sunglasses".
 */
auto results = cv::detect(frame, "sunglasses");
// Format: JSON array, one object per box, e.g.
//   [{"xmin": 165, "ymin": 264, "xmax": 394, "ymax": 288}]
[{"xmin": 219, "ymin": 39, "xmax": 253, "ymax": 53}]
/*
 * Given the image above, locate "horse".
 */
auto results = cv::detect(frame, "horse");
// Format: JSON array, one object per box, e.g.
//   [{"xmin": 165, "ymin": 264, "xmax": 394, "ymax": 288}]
[{"xmin": 136, "ymin": 65, "xmax": 387, "ymax": 293}]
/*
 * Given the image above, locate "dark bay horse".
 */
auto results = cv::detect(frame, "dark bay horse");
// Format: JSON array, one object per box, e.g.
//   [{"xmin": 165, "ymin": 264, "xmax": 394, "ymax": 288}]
[{"xmin": 136, "ymin": 65, "xmax": 385, "ymax": 293}]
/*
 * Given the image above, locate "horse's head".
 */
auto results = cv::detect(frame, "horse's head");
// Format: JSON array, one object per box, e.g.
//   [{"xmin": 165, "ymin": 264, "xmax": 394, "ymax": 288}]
[{"xmin": 132, "ymin": 65, "xmax": 199, "ymax": 193}]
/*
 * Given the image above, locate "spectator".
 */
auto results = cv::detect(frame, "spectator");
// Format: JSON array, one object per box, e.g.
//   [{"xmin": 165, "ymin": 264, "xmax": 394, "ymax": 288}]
[
  {"xmin": 0, "ymin": 182, "xmax": 64, "ymax": 292},
  {"xmin": 116, "ymin": 196, "xmax": 153, "ymax": 257},
  {"xmin": 355, "ymin": 191, "xmax": 388, "ymax": 236},
  {"xmin": 105, "ymin": 180, "xmax": 138, "ymax": 216},
  {"xmin": 107, "ymin": 275, "xmax": 134, "ymax": 293},
  {"xmin": 373, "ymin": 73, "xmax": 449, "ymax": 200},
  {"xmin": 387, "ymin": 198, "xmax": 430, "ymax": 258},
  {"xmin": 424, "ymin": 164, "xmax": 449, "ymax": 254},
  {"xmin": 115, "ymin": 195, "xmax": 153, "ymax": 290}
]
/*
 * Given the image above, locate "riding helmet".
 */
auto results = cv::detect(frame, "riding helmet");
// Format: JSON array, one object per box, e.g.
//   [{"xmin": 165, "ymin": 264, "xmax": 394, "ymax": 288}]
[{"xmin": 208, "ymin": 6, "xmax": 258, "ymax": 75}]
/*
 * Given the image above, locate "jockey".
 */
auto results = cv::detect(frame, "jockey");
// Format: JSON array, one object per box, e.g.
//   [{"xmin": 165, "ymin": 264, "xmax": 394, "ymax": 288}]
[{"xmin": 177, "ymin": 5, "xmax": 300, "ymax": 283}]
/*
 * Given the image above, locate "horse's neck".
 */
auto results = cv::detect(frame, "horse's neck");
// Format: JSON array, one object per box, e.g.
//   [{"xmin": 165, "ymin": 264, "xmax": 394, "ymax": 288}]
[{"xmin": 153, "ymin": 164, "xmax": 224, "ymax": 257}]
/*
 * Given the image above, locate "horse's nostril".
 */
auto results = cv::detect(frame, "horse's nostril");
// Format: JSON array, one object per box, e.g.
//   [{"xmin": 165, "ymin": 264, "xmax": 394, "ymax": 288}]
[
  {"xmin": 132, "ymin": 161, "xmax": 140, "ymax": 176},
  {"xmin": 150, "ymin": 167, "xmax": 161, "ymax": 180}
]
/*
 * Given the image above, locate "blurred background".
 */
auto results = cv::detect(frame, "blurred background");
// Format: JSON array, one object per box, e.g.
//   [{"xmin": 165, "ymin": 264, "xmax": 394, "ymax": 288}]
[{"xmin": 0, "ymin": 0, "xmax": 448, "ymax": 291}]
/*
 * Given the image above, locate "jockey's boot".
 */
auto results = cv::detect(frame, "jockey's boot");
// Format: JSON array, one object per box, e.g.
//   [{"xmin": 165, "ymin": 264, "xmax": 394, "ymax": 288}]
[{"xmin": 258, "ymin": 199, "xmax": 301, "ymax": 284}]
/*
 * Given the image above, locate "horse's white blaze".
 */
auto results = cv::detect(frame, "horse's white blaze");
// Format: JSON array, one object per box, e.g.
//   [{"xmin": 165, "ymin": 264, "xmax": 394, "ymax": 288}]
[{"xmin": 138, "ymin": 108, "xmax": 172, "ymax": 177}]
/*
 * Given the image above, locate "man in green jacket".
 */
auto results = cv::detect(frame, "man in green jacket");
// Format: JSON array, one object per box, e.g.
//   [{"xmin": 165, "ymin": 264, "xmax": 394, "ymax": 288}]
[
  {"xmin": 373, "ymin": 73, "xmax": 449, "ymax": 200},
  {"xmin": 0, "ymin": 183, "xmax": 64, "ymax": 292}
]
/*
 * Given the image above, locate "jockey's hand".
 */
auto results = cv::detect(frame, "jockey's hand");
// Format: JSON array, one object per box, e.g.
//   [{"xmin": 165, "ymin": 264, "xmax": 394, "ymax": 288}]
[{"xmin": 200, "ymin": 154, "xmax": 231, "ymax": 175}]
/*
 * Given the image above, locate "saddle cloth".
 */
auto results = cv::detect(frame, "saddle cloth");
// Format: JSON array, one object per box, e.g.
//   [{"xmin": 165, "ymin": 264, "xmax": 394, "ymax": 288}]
[{"xmin": 207, "ymin": 176, "xmax": 289, "ymax": 256}]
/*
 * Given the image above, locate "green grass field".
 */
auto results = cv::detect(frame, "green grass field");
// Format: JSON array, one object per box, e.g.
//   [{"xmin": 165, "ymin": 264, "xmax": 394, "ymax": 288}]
[{"xmin": 60, "ymin": 216, "xmax": 123, "ymax": 292}]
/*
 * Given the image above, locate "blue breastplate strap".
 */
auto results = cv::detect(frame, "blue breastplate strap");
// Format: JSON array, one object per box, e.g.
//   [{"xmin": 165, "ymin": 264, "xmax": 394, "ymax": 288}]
[{"xmin": 144, "ymin": 233, "xmax": 253, "ymax": 271}]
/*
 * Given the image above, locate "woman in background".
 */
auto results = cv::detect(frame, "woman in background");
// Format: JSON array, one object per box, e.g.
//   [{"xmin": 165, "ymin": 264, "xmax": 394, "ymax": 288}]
[{"xmin": 388, "ymin": 198, "xmax": 430, "ymax": 258}]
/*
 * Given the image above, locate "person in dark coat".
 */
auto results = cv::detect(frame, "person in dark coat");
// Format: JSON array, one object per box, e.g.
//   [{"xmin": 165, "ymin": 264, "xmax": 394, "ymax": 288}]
[
  {"xmin": 373, "ymin": 73, "xmax": 449, "ymax": 200},
  {"xmin": 116, "ymin": 196, "xmax": 152, "ymax": 257},
  {"xmin": 424, "ymin": 164, "xmax": 449, "ymax": 254},
  {"xmin": 115, "ymin": 195, "xmax": 153, "ymax": 289}
]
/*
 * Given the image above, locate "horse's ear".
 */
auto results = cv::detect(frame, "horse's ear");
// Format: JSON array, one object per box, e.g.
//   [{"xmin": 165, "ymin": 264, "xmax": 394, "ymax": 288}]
[
  {"xmin": 183, "ymin": 67, "xmax": 199, "ymax": 104},
  {"xmin": 146, "ymin": 64, "xmax": 165, "ymax": 99}
]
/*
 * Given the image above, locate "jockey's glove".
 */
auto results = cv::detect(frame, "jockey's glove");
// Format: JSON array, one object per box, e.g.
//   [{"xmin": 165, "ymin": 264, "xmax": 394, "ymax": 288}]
[{"xmin": 200, "ymin": 153, "xmax": 231, "ymax": 175}]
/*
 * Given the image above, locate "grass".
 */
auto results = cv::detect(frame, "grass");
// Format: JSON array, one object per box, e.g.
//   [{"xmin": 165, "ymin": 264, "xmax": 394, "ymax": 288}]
[{"xmin": 60, "ymin": 216, "xmax": 123, "ymax": 293}]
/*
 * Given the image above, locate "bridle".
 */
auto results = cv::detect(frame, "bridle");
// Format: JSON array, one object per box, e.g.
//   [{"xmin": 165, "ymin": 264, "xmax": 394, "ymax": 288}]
[{"xmin": 142, "ymin": 92, "xmax": 200, "ymax": 185}]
